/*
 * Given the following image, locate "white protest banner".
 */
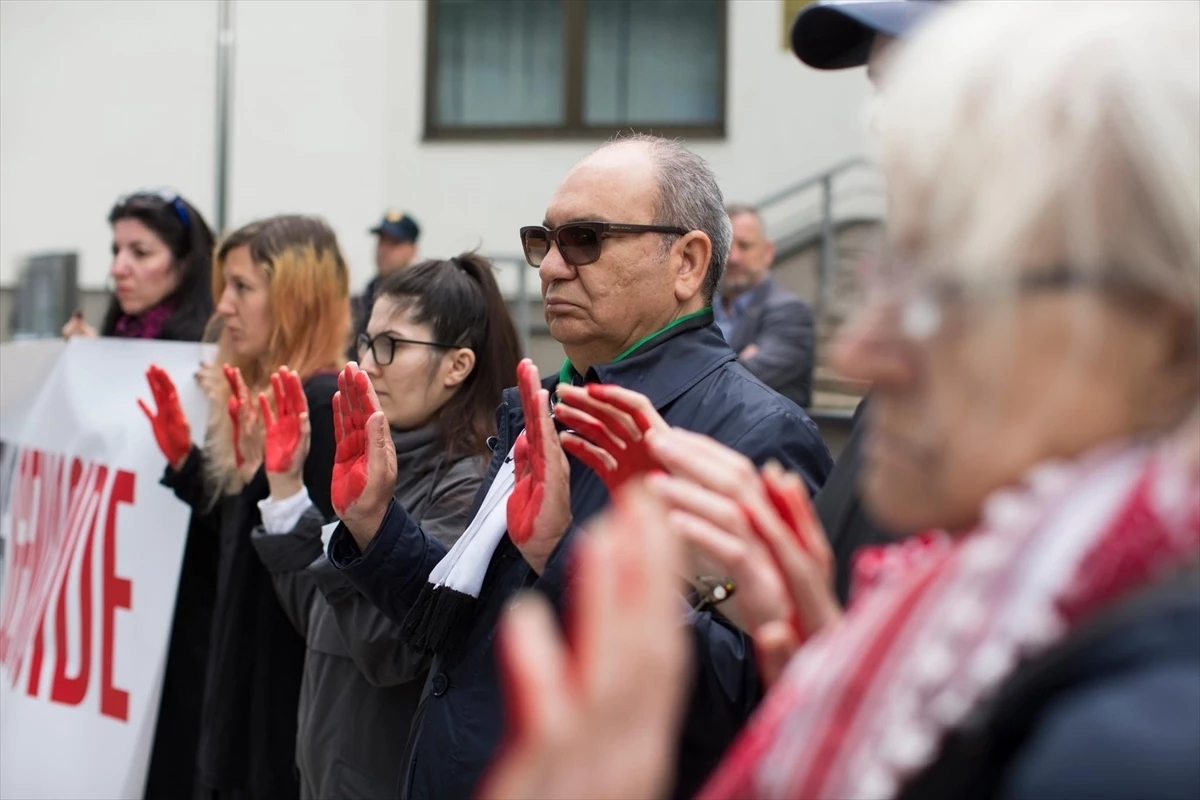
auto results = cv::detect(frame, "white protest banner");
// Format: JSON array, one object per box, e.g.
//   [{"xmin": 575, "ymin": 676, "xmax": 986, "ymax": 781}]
[
  {"xmin": 0, "ymin": 339, "xmax": 66, "ymax": 585},
  {"xmin": 0, "ymin": 338, "xmax": 213, "ymax": 800}
]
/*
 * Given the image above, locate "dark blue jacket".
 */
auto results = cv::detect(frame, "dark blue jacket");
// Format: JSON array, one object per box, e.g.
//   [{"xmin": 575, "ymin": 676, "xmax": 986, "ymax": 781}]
[
  {"xmin": 898, "ymin": 566, "xmax": 1200, "ymax": 800},
  {"xmin": 328, "ymin": 313, "xmax": 833, "ymax": 800}
]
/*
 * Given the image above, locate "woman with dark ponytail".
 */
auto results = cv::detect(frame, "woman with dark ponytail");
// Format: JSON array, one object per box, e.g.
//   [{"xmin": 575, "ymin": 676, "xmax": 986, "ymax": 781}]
[{"xmin": 248, "ymin": 253, "xmax": 521, "ymax": 798}]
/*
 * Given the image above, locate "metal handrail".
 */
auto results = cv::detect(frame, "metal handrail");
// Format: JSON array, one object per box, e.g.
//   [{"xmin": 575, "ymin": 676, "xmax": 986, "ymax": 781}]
[
  {"xmin": 755, "ymin": 157, "xmax": 874, "ymax": 210},
  {"xmin": 756, "ymin": 157, "xmax": 880, "ymax": 314}
]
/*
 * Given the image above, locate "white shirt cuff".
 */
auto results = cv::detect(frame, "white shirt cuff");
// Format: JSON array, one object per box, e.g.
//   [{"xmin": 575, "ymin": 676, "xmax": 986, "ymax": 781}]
[{"xmin": 257, "ymin": 487, "xmax": 314, "ymax": 535}]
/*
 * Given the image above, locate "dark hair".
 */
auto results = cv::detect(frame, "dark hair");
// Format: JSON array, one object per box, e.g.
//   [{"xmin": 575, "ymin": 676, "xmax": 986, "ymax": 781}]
[
  {"xmin": 599, "ymin": 133, "xmax": 732, "ymax": 304},
  {"xmin": 375, "ymin": 252, "xmax": 522, "ymax": 459},
  {"xmin": 102, "ymin": 192, "xmax": 216, "ymax": 341}
]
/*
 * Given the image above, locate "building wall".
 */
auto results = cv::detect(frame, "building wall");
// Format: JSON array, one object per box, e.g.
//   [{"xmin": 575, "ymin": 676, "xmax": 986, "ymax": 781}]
[
  {"xmin": 0, "ymin": 0, "xmax": 218, "ymax": 288},
  {"xmin": 1, "ymin": 0, "xmax": 871, "ymax": 299}
]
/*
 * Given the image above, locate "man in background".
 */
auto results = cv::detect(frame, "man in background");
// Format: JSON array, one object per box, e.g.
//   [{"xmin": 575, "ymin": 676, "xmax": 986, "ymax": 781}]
[
  {"xmin": 713, "ymin": 204, "xmax": 815, "ymax": 409},
  {"xmin": 352, "ymin": 210, "xmax": 420, "ymax": 349}
]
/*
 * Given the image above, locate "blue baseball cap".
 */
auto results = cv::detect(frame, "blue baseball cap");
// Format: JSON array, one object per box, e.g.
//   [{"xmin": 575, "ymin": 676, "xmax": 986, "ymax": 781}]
[
  {"xmin": 370, "ymin": 210, "xmax": 420, "ymax": 242},
  {"xmin": 791, "ymin": 0, "xmax": 945, "ymax": 70}
]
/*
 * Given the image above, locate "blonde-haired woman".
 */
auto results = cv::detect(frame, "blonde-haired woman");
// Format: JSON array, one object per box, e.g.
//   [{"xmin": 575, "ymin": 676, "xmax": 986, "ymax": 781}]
[
  {"xmin": 139, "ymin": 214, "xmax": 350, "ymax": 800},
  {"xmin": 479, "ymin": 2, "xmax": 1200, "ymax": 799}
]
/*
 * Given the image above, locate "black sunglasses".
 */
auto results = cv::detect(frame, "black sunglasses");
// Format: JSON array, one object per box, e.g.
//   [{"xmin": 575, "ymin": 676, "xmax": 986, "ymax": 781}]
[
  {"xmin": 356, "ymin": 332, "xmax": 455, "ymax": 367},
  {"xmin": 520, "ymin": 221, "xmax": 690, "ymax": 268}
]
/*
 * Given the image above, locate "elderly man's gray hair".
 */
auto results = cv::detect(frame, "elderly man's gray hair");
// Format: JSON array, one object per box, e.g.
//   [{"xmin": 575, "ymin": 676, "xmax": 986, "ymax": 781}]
[{"xmin": 602, "ymin": 133, "xmax": 732, "ymax": 303}]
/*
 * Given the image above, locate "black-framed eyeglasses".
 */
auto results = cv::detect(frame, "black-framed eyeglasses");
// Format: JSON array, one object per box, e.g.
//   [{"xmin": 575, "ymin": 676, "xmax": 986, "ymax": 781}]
[
  {"xmin": 356, "ymin": 332, "xmax": 455, "ymax": 366},
  {"xmin": 520, "ymin": 221, "xmax": 690, "ymax": 268},
  {"xmin": 116, "ymin": 188, "xmax": 192, "ymax": 232}
]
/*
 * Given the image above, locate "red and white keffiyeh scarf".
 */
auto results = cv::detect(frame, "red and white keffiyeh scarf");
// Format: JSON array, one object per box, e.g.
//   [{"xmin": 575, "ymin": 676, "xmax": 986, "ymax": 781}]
[{"xmin": 701, "ymin": 440, "xmax": 1200, "ymax": 800}]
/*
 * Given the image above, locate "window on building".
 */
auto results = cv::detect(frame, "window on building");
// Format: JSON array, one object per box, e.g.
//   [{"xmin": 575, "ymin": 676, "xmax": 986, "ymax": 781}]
[{"xmin": 425, "ymin": 0, "xmax": 727, "ymax": 140}]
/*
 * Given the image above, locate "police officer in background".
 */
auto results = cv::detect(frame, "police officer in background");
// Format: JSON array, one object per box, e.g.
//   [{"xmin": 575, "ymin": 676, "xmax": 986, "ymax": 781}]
[{"xmin": 352, "ymin": 210, "xmax": 421, "ymax": 349}]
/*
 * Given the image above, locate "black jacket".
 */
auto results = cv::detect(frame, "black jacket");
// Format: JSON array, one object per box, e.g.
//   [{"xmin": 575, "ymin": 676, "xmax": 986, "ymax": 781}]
[
  {"xmin": 813, "ymin": 398, "xmax": 896, "ymax": 605},
  {"xmin": 897, "ymin": 565, "xmax": 1200, "ymax": 800},
  {"xmin": 251, "ymin": 426, "xmax": 487, "ymax": 800},
  {"xmin": 142, "ymin": 500, "xmax": 218, "ymax": 799},
  {"xmin": 328, "ymin": 313, "xmax": 834, "ymax": 800},
  {"xmin": 134, "ymin": 314, "xmax": 218, "ymax": 800},
  {"xmin": 161, "ymin": 372, "xmax": 338, "ymax": 799}
]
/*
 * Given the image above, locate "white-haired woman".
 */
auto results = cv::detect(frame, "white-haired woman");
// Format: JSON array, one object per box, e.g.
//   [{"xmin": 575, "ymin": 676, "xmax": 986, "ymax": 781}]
[{"xmin": 476, "ymin": 2, "xmax": 1200, "ymax": 799}]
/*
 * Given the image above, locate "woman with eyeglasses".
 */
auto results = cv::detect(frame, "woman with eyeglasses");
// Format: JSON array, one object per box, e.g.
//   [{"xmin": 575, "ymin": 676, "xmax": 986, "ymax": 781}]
[
  {"xmin": 247, "ymin": 254, "xmax": 520, "ymax": 798},
  {"xmin": 137, "ymin": 215, "xmax": 351, "ymax": 800},
  {"xmin": 62, "ymin": 189, "xmax": 215, "ymax": 342},
  {"xmin": 480, "ymin": 2, "xmax": 1200, "ymax": 799}
]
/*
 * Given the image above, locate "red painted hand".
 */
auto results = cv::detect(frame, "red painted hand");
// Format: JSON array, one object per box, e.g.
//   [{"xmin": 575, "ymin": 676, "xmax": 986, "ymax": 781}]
[
  {"xmin": 137, "ymin": 364, "xmax": 192, "ymax": 470},
  {"xmin": 555, "ymin": 383, "xmax": 668, "ymax": 493},
  {"xmin": 332, "ymin": 363, "xmax": 397, "ymax": 548},
  {"xmin": 505, "ymin": 359, "xmax": 572, "ymax": 574},
  {"xmin": 481, "ymin": 482, "xmax": 689, "ymax": 800},
  {"xmin": 261, "ymin": 367, "xmax": 310, "ymax": 475},
  {"xmin": 646, "ymin": 431, "xmax": 841, "ymax": 687},
  {"xmin": 223, "ymin": 364, "xmax": 264, "ymax": 479},
  {"xmin": 738, "ymin": 465, "xmax": 836, "ymax": 683},
  {"xmin": 759, "ymin": 462, "xmax": 832, "ymax": 586},
  {"xmin": 508, "ymin": 431, "xmax": 542, "ymax": 546},
  {"xmin": 508, "ymin": 360, "xmax": 547, "ymax": 546},
  {"xmin": 224, "ymin": 365, "xmax": 245, "ymax": 468}
]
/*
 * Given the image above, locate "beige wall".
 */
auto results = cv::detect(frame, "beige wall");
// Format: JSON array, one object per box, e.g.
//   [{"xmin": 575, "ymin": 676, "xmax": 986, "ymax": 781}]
[{"xmin": 1, "ymin": 0, "xmax": 872, "ymax": 295}]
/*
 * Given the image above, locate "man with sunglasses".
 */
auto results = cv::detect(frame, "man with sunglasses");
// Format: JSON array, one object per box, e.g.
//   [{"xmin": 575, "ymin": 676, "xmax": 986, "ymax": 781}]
[{"xmin": 326, "ymin": 133, "xmax": 833, "ymax": 800}]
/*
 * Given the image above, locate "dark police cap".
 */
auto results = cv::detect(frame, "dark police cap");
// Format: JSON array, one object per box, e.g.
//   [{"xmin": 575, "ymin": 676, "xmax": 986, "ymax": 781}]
[{"xmin": 370, "ymin": 210, "xmax": 421, "ymax": 242}]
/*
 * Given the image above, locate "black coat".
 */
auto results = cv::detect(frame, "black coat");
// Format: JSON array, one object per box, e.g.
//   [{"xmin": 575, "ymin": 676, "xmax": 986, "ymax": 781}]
[
  {"xmin": 142, "ymin": 502, "xmax": 219, "ymax": 799},
  {"xmin": 161, "ymin": 372, "xmax": 338, "ymax": 799},
  {"xmin": 813, "ymin": 398, "xmax": 896, "ymax": 605},
  {"xmin": 328, "ymin": 313, "xmax": 834, "ymax": 800},
  {"xmin": 130, "ymin": 312, "xmax": 218, "ymax": 800},
  {"xmin": 897, "ymin": 566, "xmax": 1200, "ymax": 800}
]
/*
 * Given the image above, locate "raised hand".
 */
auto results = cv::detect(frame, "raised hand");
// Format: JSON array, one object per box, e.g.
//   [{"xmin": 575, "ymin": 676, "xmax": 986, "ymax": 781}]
[
  {"xmin": 61, "ymin": 310, "xmax": 97, "ymax": 340},
  {"xmin": 647, "ymin": 429, "xmax": 841, "ymax": 686},
  {"xmin": 195, "ymin": 360, "xmax": 223, "ymax": 401},
  {"xmin": 138, "ymin": 364, "xmax": 192, "ymax": 470},
  {"xmin": 758, "ymin": 462, "xmax": 834, "ymax": 596},
  {"xmin": 260, "ymin": 366, "xmax": 310, "ymax": 500},
  {"xmin": 555, "ymin": 383, "xmax": 669, "ymax": 493},
  {"xmin": 332, "ymin": 362, "xmax": 397, "ymax": 549},
  {"xmin": 480, "ymin": 481, "xmax": 690, "ymax": 800},
  {"xmin": 224, "ymin": 364, "xmax": 264, "ymax": 482},
  {"xmin": 506, "ymin": 359, "xmax": 572, "ymax": 575},
  {"xmin": 649, "ymin": 469, "xmax": 793, "ymax": 638}
]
